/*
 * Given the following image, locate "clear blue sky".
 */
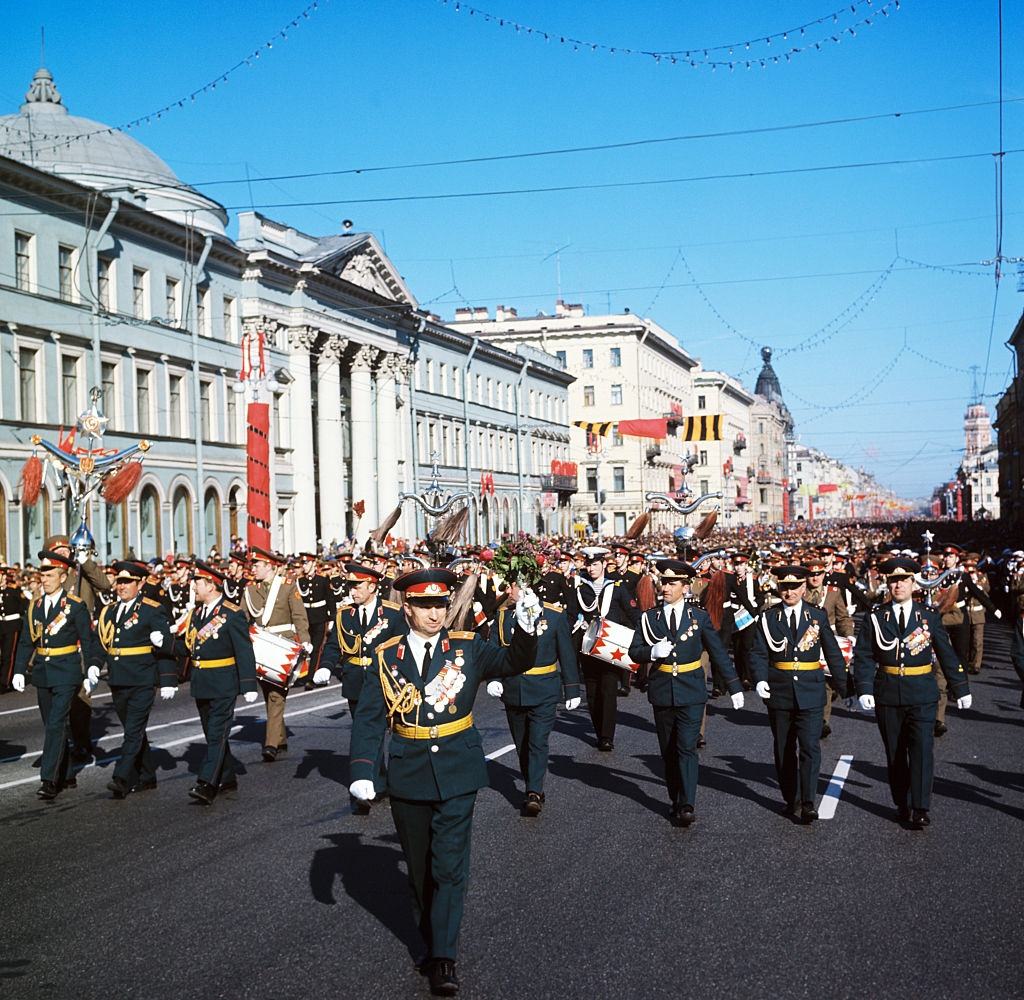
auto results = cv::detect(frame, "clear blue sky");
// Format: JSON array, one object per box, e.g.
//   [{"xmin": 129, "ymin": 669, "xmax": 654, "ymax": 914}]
[{"xmin": 3, "ymin": 1, "xmax": 1021, "ymax": 499}]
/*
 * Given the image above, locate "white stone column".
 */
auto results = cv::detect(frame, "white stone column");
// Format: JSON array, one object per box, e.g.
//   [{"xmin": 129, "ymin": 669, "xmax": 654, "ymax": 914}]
[
  {"xmin": 394, "ymin": 358, "xmax": 416, "ymax": 542},
  {"xmin": 316, "ymin": 335, "xmax": 348, "ymax": 546},
  {"xmin": 349, "ymin": 344, "xmax": 378, "ymax": 542},
  {"xmin": 375, "ymin": 354, "xmax": 400, "ymax": 533},
  {"xmin": 287, "ymin": 327, "xmax": 318, "ymax": 552}
]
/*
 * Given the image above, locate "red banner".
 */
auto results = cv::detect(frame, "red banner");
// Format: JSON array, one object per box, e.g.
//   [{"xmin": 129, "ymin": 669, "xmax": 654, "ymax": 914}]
[
  {"xmin": 818, "ymin": 483, "xmax": 839, "ymax": 493},
  {"xmin": 618, "ymin": 418, "xmax": 667, "ymax": 440},
  {"xmin": 246, "ymin": 402, "xmax": 271, "ymax": 550}
]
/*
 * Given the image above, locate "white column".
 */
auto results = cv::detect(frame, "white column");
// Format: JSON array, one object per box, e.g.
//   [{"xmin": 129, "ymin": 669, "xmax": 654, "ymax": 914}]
[
  {"xmin": 287, "ymin": 327, "xmax": 318, "ymax": 552},
  {"xmin": 375, "ymin": 353, "xmax": 400, "ymax": 533},
  {"xmin": 317, "ymin": 335, "xmax": 347, "ymax": 546},
  {"xmin": 395, "ymin": 359, "xmax": 416, "ymax": 542},
  {"xmin": 349, "ymin": 344, "xmax": 378, "ymax": 542}
]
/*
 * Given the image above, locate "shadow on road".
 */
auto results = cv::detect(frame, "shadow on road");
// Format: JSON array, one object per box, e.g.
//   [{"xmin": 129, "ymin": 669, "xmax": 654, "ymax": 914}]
[
  {"xmin": 547, "ymin": 752, "xmax": 665, "ymax": 814},
  {"xmin": 294, "ymin": 747, "xmax": 349, "ymax": 785}
]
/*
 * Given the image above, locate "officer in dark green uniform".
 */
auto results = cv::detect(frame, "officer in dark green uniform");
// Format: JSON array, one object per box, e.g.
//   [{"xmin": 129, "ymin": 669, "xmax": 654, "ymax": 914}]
[
  {"xmin": 91, "ymin": 561, "xmax": 176, "ymax": 798},
  {"xmin": 853, "ymin": 556, "xmax": 970, "ymax": 828},
  {"xmin": 349, "ymin": 568, "xmax": 539, "ymax": 997},
  {"xmin": 485, "ymin": 581, "xmax": 580, "ymax": 816},
  {"xmin": 164, "ymin": 560, "xmax": 258, "ymax": 805},
  {"xmin": 12, "ymin": 550, "xmax": 100, "ymax": 800},
  {"xmin": 317, "ymin": 562, "xmax": 406, "ymax": 813},
  {"xmin": 750, "ymin": 565, "xmax": 848, "ymax": 824},
  {"xmin": 629, "ymin": 560, "xmax": 743, "ymax": 827}
]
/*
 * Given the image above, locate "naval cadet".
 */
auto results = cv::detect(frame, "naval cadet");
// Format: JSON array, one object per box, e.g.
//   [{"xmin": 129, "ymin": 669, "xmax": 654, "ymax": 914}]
[
  {"xmin": 629, "ymin": 560, "xmax": 743, "ymax": 827},
  {"xmin": 852, "ymin": 557, "xmax": 971, "ymax": 828},
  {"xmin": 162, "ymin": 561, "xmax": 258, "ymax": 804},
  {"xmin": 485, "ymin": 579, "xmax": 581, "ymax": 816},
  {"xmin": 0, "ymin": 565, "xmax": 26, "ymax": 691},
  {"xmin": 348, "ymin": 568, "xmax": 540, "ymax": 997},
  {"xmin": 749, "ymin": 565, "xmax": 848, "ymax": 824},
  {"xmin": 12, "ymin": 550, "xmax": 100, "ymax": 800},
  {"xmin": 91, "ymin": 561, "xmax": 176, "ymax": 798}
]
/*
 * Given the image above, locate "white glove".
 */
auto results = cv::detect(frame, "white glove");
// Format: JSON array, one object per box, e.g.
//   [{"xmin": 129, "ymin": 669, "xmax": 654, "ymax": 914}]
[
  {"xmin": 302, "ymin": 641, "xmax": 314, "ymax": 654},
  {"xmin": 756, "ymin": 680, "xmax": 771, "ymax": 700},
  {"xmin": 514, "ymin": 587, "xmax": 542, "ymax": 633},
  {"xmin": 313, "ymin": 667, "xmax": 331, "ymax": 686},
  {"xmin": 150, "ymin": 631, "xmax": 164, "ymax": 648},
  {"xmin": 486, "ymin": 680, "xmax": 504, "ymax": 698},
  {"xmin": 994, "ymin": 609, "xmax": 1002, "ymax": 620},
  {"xmin": 957, "ymin": 693, "xmax": 973, "ymax": 710},
  {"xmin": 87, "ymin": 665, "xmax": 100, "ymax": 685},
  {"xmin": 565, "ymin": 697, "xmax": 581, "ymax": 711},
  {"xmin": 859, "ymin": 693, "xmax": 876, "ymax": 711},
  {"xmin": 76, "ymin": 550, "xmax": 89, "ymax": 565},
  {"xmin": 243, "ymin": 690, "xmax": 259, "ymax": 704},
  {"xmin": 12, "ymin": 673, "xmax": 25, "ymax": 693},
  {"xmin": 350, "ymin": 779, "xmax": 376, "ymax": 801},
  {"xmin": 472, "ymin": 601, "xmax": 483, "ymax": 614},
  {"xmin": 650, "ymin": 638, "xmax": 673, "ymax": 660},
  {"xmin": 730, "ymin": 691, "xmax": 744, "ymax": 710},
  {"xmin": 159, "ymin": 686, "xmax": 176, "ymax": 701}
]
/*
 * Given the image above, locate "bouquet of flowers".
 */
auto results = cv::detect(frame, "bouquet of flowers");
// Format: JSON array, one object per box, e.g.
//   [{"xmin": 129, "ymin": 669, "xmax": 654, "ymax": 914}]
[{"xmin": 490, "ymin": 533, "xmax": 543, "ymax": 587}]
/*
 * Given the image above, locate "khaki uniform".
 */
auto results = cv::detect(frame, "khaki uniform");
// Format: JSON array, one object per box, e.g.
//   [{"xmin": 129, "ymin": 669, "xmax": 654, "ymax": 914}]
[
  {"xmin": 967, "ymin": 574, "xmax": 991, "ymax": 673},
  {"xmin": 806, "ymin": 585, "xmax": 854, "ymax": 725},
  {"xmin": 244, "ymin": 575, "xmax": 310, "ymax": 749}
]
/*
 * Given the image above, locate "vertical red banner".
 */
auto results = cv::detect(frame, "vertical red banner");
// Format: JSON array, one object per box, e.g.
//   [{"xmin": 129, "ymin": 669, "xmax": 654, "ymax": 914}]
[
  {"xmin": 247, "ymin": 401, "xmax": 271, "ymax": 550},
  {"xmin": 782, "ymin": 477, "xmax": 790, "ymax": 524}
]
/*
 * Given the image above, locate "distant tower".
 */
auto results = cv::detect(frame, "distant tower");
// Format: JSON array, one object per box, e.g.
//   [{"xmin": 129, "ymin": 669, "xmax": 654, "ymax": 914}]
[{"xmin": 964, "ymin": 402, "xmax": 992, "ymax": 461}]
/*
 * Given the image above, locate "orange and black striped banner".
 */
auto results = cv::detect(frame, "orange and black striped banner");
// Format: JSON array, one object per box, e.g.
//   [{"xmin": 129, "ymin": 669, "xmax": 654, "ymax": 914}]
[
  {"xmin": 572, "ymin": 420, "xmax": 614, "ymax": 436},
  {"xmin": 681, "ymin": 414, "xmax": 723, "ymax": 441}
]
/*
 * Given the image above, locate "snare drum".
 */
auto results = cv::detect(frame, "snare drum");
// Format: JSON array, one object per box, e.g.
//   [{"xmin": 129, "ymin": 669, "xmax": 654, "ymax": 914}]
[
  {"xmin": 582, "ymin": 617, "xmax": 637, "ymax": 671},
  {"xmin": 820, "ymin": 635, "xmax": 855, "ymax": 674},
  {"xmin": 251, "ymin": 626, "xmax": 306, "ymax": 689}
]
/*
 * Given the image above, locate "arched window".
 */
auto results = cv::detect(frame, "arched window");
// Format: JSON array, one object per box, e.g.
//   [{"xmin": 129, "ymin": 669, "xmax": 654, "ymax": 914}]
[
  {"xmin": 139, "ymin": 486, "xmax": 161, "ymax": 559},
  {"xmin": 105, "ymin": 500, "xmax": 127, "ymax": 561},
  {"xmin": 228, "ymin": 485, "xmax": 242, "ymax": 544},
  {"xmin": 204, "ymin": 487, "xmax": 222, "ymax": 555},
  {"xmin": 22, "ymin": 486, "xmax": 50, "ymax": 564},
  {"xmin": 171, "ymin": 486, "xmax": 192, "ymax": 555}
]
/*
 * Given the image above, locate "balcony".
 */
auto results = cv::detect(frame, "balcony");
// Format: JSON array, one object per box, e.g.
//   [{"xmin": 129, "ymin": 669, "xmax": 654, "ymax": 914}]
[
  {"xmin": 733, "ymin": 434, "xmax": 747, "ymax": 454},
  {"xmin": 540, "ymin": 474, "xmax": 578, "ymax": 495},
  {"xmin": 756, "ymin": 469, "xmax": 772, "ymax": 484}
]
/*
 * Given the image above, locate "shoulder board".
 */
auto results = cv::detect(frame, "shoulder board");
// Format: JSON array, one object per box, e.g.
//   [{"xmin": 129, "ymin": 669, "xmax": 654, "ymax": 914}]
[
  {"xmin": 382, "ymin": 599, "xmax": 402, "ymax": 610},
  {"xmin": 222, "ymin": 601, "xmax": 240, "ymax": 612},
  {"xmin": 543, "ymin": 602, "xmax": 563, "ymax": 612},
  {"xmin": 613, "ymin": 581, "xmax": 622, "ymax": 587},
  {"xmin": 448, "ymin": 630, "xmax": 476, "ymax": 639},
  {"xmin": 377, "ymin": 635, "xmax": 402, "ymax": 653},
  {"xmin": 66, "ymin": 593, "xmax": 83, "ymax": 603},
  {"xmin": 142, "ymin": 598, "xmax": 162, "ymax": 608}
]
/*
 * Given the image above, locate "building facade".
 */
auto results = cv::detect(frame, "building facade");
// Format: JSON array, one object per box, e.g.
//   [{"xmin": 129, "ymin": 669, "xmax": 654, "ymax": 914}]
[{"xmin": 750, "ymin": 348, "xmax": 794, "ymax": 524}]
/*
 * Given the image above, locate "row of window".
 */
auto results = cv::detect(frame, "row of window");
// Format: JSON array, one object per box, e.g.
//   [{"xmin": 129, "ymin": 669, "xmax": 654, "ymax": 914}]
[
  {"xmin": 417, "ymin": 359, "xmax": 566, "ymax": 422},
  {"xmin": 11, "ymin": 231, "xmax": 238, "ymax": 338},
  {"xmin": 553, "ymin": 346, "xmax": 623, "ymax": 370},
  {"xmin": 414, "ymin": 417, "xmax": 569, "ymax": 476},
  {"xmin": 581, "ymin": 384, "xmax": 625, "ymax": 407}
]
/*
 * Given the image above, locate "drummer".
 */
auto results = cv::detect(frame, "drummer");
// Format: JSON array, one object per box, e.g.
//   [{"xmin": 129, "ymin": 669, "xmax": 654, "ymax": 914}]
[{"xmin": 242, "ymin": 546, "xmax": 311, "ymax": 762}]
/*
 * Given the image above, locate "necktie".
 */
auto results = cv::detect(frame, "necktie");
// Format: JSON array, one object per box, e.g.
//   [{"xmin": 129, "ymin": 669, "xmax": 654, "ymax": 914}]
[
  {"xmin": 788, "ymin": 611, "xmax": 797, "ymax": 641},
  {"xmin": 897, "ymin": 607, "xmax": 906, "ymax": 633},
  {"xmin": 420, "ymin": 642, "xmax": 432, "ymax": 681},
  {"xmin": 359, "ymin": 606, "xmax": 367, "ymax": 629},
  {"xmin": 669, "ymin": 609, "xmax": 678, "ymax": 635}
]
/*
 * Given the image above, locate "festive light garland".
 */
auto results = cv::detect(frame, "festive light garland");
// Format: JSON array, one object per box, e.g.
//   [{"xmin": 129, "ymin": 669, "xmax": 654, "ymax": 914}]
[
  {"xmin": 0, "ymin": 0, "xmax": 328, "ymax": 156},
  {"xmin": 436, "ymin": 0, "xmax": 902, "ymax": 70}
]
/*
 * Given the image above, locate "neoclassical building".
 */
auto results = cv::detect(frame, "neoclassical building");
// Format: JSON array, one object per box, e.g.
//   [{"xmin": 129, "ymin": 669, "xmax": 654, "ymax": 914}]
[{"xmin": 0, "ymin": 67, "xmax": 572, "ymax": 562}]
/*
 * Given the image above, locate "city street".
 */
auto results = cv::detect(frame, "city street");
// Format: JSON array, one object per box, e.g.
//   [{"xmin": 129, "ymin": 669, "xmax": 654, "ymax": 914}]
[{"xmin": 2, "ymin": 624, "xmax": 1022, "ymax": 1000}]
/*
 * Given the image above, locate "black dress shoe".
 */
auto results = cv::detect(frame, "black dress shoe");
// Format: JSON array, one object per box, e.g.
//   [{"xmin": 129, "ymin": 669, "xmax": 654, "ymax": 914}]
[
  {"xmin": 897, "ymin": 806, "xmax": 911, "ymax": 823},
  {"xmin": 597, "ymin": 738, "xmax": 614, "ymax": 752},
  {"xmin": 37, "ymin": 781, "xmax": 59, "ymax": 800},
  {"xmin": 668, "ymin": 801, "xmax": 682, "ymax": 821},
  {"xmin": 710, "ymin": 688, "xmax": 722, "ymax": 699},
  {"xmin": 262, "ymin": 745, "xmax": 278, "ymax": 762},
  {"xmin": 675, "ymin": 805, "xmax": 695, "ymax": 828},
  {"xmin": 783, "ymin": 801, "xmax": 799, "ymax": 818},
  {"xmin": 910, "ymin": 808, "xmax": 930, "ymax": 829},
  {"xmin": 523, "ymin": 791, "xmax": 544, "ymax": 817},
  {"xmin": 188, "ymin": 781, "xmax": 217, "ymax": 805},
  {"xmin": 303, "ymin": 681, "xmax": 315, "ymax": 690},
  {"xmin": 219, "ymin": 779, "xmax": 238, "ymax": 792},
  {"xmin": 31, "ymin": 757, "xmax": 41, "ymax": 768},
  {"xmin": 62, "ymin": 776, "xmax": 77, "ymax": 789},
  {"xmin": 135, "ymin": 780, "xmax": 158, "ymax": 792},
  {"xmin": 616, "ymin": 682, "xmax": 630, "ymax": 697},
  {"xmin": 70, "ymin": 745, "xmax": 93, "ymax": 763},
  {"xmin": 351, "ymin": 796, "xmax": 371, "ymax": 816},
  {"xmin": 820, "ymin": 722, "xmax": 832, "ymax": 740},
  {"xmin": 428, "ymin": 958, "xmax": 460, "ymax": 996},
  {"xmin": 107, "ymin": 776, "xmax": 130, "ymax": 799},
  {"xmin": 934, "ymin": 721, "xmax": 947, "ymax": 737},
  {"xmin": 800, "ymin": 804, "xmax": 819, "ymax": 825}
]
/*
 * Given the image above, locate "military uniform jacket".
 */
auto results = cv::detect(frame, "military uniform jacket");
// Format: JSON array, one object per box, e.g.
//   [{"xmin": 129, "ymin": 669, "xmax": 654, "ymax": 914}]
[
  {"xmin": 804, "ymin": 586, "xmax": 855, "ymax": 637},
  {"xmin": 487, "ymin": 602, "xmax": 580, "ymax": 706},
  {"xmin": 15, "ymin": 591, "xmax": 99, "ymax": 686},
  {"xmin": 66, "ymin": 559, "xmax": 113, "ymax": 616},
  {"xmin": 630, "ymin": 602, "xmax": 740, "ymax": 707},
  {"xmin": 297, "ymin": 573, "xmax": 335, "ymax": 627},
  {"xmin": 0, "ymin": 585, "xmax": 26, "ymax": 634},
  {"xmin": 322, "ymin": 598, "xmax": 406, "ymax": 699},
  {"xmin": 171, "ymin": 598, "xmax": 258, "ymax": 699},
  {"xmin": 350, "ymin": 625, "xmax": 537, "ymax": 801},
  {"xmin": 750, "ymin": 603, "xmax": 848, "ymax": 710},
  {"xmin": 852, "ymin": 601, "xmax": 967, "ymax": 707},
  {"xmin": 565, "ymin": 578, "xmax": 640, "ymax": 630},
  {"xmin": 243, "ymin": 575, "xmax": 311, "ymax": 644},
  {"xmin": 94, "ymin": 597, "xmax": 175, "ymax": 687}
]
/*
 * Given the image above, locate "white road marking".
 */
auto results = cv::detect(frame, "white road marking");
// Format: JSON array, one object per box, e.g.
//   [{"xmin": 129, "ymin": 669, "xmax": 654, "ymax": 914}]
[
  {"xmin": 819, "ymin": 754, "xmax": 854, "ymax": 820},
  {"xmin": 485, "ymin": 743, "xmax": 516, "ymax": 760},
  {"xmin": 0, "ymin": 691, "xmax": 113, "ymax": 717}
]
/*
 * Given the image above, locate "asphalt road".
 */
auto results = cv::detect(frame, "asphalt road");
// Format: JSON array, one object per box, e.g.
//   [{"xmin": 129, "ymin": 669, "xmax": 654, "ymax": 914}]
[{"xmin": 2, "ymin": 623, "xmax": 1022, "ymax": 1000}]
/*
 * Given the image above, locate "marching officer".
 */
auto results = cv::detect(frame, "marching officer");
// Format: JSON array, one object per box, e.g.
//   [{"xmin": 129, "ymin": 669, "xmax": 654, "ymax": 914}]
[
  {"xmin": 349, "ymin": 568, "xmax": 540, "ymax": 997},
  {"xmin": 750, "ymin": 565, "xmax": 848, "ymax": 824},
  {"xmin": 12, "ymin": 550, "xmax": 100, "ymax": 800},
  {"xmin": 0, "ymin": 565, "xmax": 26, "ymax": 690},
  {"xmin": 486, "ymin": 578, "xmax": 581, "ymax": 816},
  {"xmin": 317, "ymin": 561, "xmax": 405, "ymax": 814},
  {"xmin": 297, "ymin": 552, "xmax": 336, "ymax": 690},
  {"xmin": 91, "ymin": 561, "xmax": 176, "ymax": 798},
  {"xmin": 162, "ymin": 561, "xmax": 258, "ymax": 804},
  {"xmin": 803, "ymin": 558, "xmax": 854, "ymax": 740},
  {"xmin": 852, "ymin": 557, "xmax": 970, "ymax": 828},
  {"xmin": 629, "ymin": 560, "xmax": 743, "ymax": 827},
  {"xmin": 243, "ymin": 546, "xmax": 310, "ymax": 762}
]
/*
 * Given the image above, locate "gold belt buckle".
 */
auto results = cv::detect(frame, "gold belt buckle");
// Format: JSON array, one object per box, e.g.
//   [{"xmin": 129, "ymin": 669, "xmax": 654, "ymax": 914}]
[
  {"xmin": 898, "ymin": 665, "xmax": 906, "ymax": 677},
  {"xmin": 671, "ymin": 664, "xmax": 679, "ymax": 677},
  {"xmin": 428, "ymin": 726, "xmax": 439, "ymax": 739}
]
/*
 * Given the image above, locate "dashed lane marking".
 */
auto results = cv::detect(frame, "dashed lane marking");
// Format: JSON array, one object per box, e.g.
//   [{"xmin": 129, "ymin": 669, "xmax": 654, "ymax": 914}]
[{"xmin": 819, "ymin": 754, "xmax": 854, "ymax": 820}]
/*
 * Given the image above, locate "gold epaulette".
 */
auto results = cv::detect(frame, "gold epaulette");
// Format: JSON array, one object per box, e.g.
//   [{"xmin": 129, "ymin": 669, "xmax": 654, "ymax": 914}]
[
  {"xmin": 543, "ymin": 601, "xmax": 563, "ymax": 612},
  {"xmin": 142, "ymin": 597, "xmax": 162, "ymax": 608},
  {"xmin": 447, "ymin": 629, "xmax": 476, "ymax": 639},
  {"xmin": 382, "ymin": 599, "xmax": 401, "ymax": 610},
  {"xmin": 222, "ymin": 601, "xmax": 240, "ymax": 612},
  {"xmin": 376, "ymin": 634, "xmax": 402, "ymax": 653},
  {"xmin": 66, "ymin": 593, "xmax": 83, "ymax": 603}
]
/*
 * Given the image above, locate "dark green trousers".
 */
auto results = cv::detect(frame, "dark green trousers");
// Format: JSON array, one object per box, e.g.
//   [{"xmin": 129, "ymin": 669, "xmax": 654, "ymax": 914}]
[
  {"xmin": 110, "ymin": 685, "xmax": 157, "ymax": 787},
  {"xmin": 504, "ymin": 700, "xmax": 557, "ymax": 793},
  {"xmin": 195, "ymin": 697, "xmax": 237, "ymax": 786},
  {"xmin": 653, "ymin": 703, "xmax": 704, "ymax": 807},
  {"xmin": 876, "ymin": 702, "xmax": 938, "ymax": 811},
  {"xmin": 766, "ymin": 704, "xmax": 825, "ymax": 807},
  {"xmin": 390, "ymin": 791, "xmax": 476, "ymax": 961},
  {"xmin": 37, "ymin": 684, "xmax": 77, "ymax": 784}
]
